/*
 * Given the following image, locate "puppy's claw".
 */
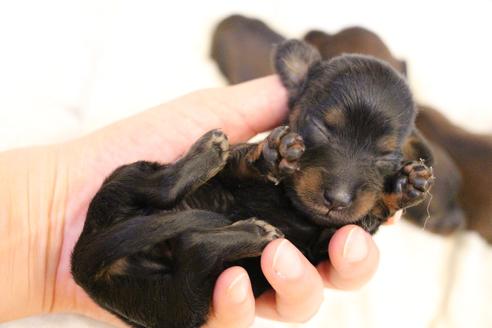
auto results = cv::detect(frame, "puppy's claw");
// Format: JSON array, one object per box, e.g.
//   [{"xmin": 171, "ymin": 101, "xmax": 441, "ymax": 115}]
[{"xmin": 267, "ymin": 126, "xmax": 290, "ymax": 149}]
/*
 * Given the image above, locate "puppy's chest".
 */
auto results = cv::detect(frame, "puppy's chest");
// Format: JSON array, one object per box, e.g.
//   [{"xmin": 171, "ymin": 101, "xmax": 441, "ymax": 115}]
[{"xmin": 174, "ymin": 180, "xmax": 321, "ymax": 246}]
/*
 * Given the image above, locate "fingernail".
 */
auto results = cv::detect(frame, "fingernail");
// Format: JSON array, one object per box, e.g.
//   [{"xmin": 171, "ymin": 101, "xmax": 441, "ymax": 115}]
[
  {"xmin": 227, "ymin": 273, "xmax": 249, "ymax": 303},
  {"xmin": 386, "ymin": 210, "xmax": 403, "ymax": 225},
  {"xmin": 343, "ymin": 227, "xmax": 369, "ymax": 263},
  {"xmin": 393, "ymin": 210, "xmax": 403, "ymax": 222},
  {"xmin": 272, "ymin": 239, "xmax": 304, "ymax": 279}
]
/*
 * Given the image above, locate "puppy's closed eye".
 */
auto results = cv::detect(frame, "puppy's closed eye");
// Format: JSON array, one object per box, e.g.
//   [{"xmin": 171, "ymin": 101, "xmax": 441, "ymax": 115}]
[{"xmin": 305, "ymin": 116, "xmax": 331, "ymax": 143}]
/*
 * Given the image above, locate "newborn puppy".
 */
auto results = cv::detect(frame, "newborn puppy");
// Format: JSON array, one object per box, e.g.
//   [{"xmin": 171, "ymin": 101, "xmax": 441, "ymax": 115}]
[
  {"xmin": 71, "ymin": 41, "xmax": 434, "ymax": 328},
  {"xmin": 301, "ymin": 27, "xmax": 470, "ymax": 235},
  {"xmin": 211, "ymin": 15, "xmax": 465, "ymax": 236}
]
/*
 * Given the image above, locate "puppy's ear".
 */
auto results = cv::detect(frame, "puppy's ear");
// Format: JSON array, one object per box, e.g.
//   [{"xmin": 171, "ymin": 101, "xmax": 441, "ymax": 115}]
[
  {"xmin": 402, "ymin": 128, "xmax": 434, "ymax": 166},
  {"xmin": 274, "ymin": 40, "xmax": 321, "ymax": 100}
]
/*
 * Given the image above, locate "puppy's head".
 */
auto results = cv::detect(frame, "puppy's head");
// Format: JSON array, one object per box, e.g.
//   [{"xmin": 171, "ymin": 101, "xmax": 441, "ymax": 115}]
[{"xmin": 275, "ymin": 40, "xmax": 416, "ymax": 226}]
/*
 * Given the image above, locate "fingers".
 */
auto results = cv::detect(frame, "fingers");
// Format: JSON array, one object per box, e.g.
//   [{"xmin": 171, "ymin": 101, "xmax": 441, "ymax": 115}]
[
  {"xmin": 203, "ymin": 75, "xmax": 288, "ymax": 143},
  {"xmin": 256, "ymin": 239, "xmax": 324, "ymax": 323},
  {"xmin": 318, "ymin": 225, "xmax": 379, "ymax": 290},
  {"xmin": 205, "ymin": 266, "xmax": 255, "ymax": 328},
  {"xmin": 74, "ymin": 75, "xmax": 288, "ymax": 188}
]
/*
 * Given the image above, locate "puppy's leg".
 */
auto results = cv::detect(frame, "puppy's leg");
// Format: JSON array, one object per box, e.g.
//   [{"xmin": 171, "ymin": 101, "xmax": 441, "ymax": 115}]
[
  {"xmin": 362, "ymin": 160, "xmax": 434, "ymax": 235},
  {"xmin": 75, "ymin": 215, "xmax": 282, "ymax": 328},
  {"xmin": 179, "ymin": 218, "xmax": 284, "ymax": 263},
  {"xmin": 381, "ymin": 161, "xmax": 435, "ymax": 216},
  {"xmin": 86, "ymin": 128, "xmax": 230, "ymax": 229},
  {"xmin": 224, "ymin": 126, "xmax": 305, "ymax": 183},
  {"xmin": 72, "ymin": 210, "xmax": 231, "ymax": 283},
  {"xmin": 135, "ymin": 129, "xmax": 230, "ymax": 208}
]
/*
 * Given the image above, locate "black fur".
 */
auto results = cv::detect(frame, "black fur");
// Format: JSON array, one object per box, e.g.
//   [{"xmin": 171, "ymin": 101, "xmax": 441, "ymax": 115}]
[{"xmin": 71, "ymin": 40, "xmax": 434, "ymax": 328}]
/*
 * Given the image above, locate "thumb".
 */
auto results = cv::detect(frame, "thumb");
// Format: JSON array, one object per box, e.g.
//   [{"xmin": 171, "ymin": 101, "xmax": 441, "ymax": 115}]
[{"xmin": 199, "ymin": 75, "xmax": 288, "ymax": 143}]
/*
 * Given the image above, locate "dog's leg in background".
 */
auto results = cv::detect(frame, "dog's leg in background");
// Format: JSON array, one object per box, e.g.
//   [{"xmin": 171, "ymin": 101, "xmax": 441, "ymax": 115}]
[{"xmin": 211, "ymin": 14, "xmax": 285, "ymax": 84}]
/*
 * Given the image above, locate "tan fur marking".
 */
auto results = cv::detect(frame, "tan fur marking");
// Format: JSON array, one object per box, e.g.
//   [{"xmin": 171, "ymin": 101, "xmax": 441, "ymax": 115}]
[
  {"xmin": 96, "ymin": 258, "xmax": 128, "ymax": 280},
  {"xmin": 324, "ymin": 108, "xmax": 346, "ymax": 127},
  {"xmin": 296, "ymin": 168, "xmax": 322, "ymax": 193},
  {"xmin": 402, "ymin": 136, "xmax": 418, "ymax": 160},
  {"xmin": 345, "ymin": 190, "xmax": 378, "ymax": 221},
  {"xmin": 294, "ymin": 168, "xmax": 326, "ymax": 213},
  {"xmin": 235, "ymin": 143, "xmax": 265, "ymax": 179},
  {"xmin": 382, "ymin": 193, "xmax": 401, "ymax": 212},
  {"xmin": 377, "ymin": 135, "xmax": 398, "ymax": 153}
]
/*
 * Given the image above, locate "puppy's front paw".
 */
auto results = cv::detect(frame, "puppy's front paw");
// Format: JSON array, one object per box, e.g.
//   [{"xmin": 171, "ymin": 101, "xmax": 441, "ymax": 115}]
[
  {"xmin": 262, "ymin": 126, "xmax": 305, "ymax": 183},
  {"xmin": 395, "ymin": 160, "xmax": 434, "ymax": 207}
]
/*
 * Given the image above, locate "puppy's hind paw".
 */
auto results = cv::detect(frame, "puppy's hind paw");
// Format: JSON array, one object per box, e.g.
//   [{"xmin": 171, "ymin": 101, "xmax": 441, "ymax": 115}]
[
  {"xmin": 189, "ymin": 129, "xmax": 230, "ymax": 162},
  {"xmin": 232, "ymin": 218, "xmax": 284, "ymax": 241}
]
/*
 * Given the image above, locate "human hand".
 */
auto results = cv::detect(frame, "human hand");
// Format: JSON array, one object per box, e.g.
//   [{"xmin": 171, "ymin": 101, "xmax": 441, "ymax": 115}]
[{"xmin": 0, "ymin": 76, "xmax": 398, "ymax": 327}]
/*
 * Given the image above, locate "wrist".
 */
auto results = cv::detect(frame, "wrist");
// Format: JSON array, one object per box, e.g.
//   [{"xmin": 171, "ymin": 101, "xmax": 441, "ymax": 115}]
[{"xmin": 0, "ymin": 144, "xmax": 68, "ymax": 321}]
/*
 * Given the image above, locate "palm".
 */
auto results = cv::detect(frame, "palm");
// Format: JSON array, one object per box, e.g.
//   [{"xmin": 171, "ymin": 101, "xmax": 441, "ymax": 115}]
[{"xmin": 54, "ymin": 77, "xmax": 288, "ymax": 325}]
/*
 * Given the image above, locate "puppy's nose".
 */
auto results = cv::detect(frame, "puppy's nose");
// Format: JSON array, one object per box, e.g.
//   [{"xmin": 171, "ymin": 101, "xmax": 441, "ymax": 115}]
[{"xmin": 324, "ymin": 190, "xmax": 353, "ymax": 210}]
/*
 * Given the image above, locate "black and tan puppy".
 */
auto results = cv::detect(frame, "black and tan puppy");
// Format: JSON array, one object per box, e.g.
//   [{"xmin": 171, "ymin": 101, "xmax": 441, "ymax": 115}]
[
  {"xmin": 211, "ymin": 15, "xmax": 466, "ymax": 236},
  {"xmin": 301, "ymin": 26, "xmax": 486, "ymax": 237},
  {"xmin": 71, "ymin": 40, "xmax": 434, "ymax": 328}
]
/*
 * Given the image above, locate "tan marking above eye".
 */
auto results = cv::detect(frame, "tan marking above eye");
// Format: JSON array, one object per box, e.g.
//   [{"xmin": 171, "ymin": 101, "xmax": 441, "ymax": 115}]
[
  {"xmin": 324, "ymin": 108, "xmax": 346, "ymax": 127},
  {"xmin": 402, "ymin": 135, "xmax": 419, "ymax": 160},
  {"xmin": 377, "ymin": 135, "xmax": 398, "ymax": 153}
]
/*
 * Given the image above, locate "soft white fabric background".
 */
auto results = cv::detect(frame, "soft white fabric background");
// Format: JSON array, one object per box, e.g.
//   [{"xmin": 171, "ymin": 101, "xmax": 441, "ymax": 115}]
[{"xmin": 1, "ymin": 1, "xmax": 491, "ymax": 327}]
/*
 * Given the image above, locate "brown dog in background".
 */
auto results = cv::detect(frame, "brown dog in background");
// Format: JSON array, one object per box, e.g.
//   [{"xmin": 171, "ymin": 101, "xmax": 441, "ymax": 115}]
[{"xmin": 211, "ymin": 14, "xmax": 492, "ymax": 242}]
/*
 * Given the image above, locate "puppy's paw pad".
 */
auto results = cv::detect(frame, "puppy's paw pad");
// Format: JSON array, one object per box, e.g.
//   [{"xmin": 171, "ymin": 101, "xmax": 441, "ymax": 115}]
[
  {"xmin": 395, "ymin": 161, "xmax": 434, "ymax": 206},
  {"xmin": 263, "ymin": 126, "xmax": 305, "ymax": 177},
  {"xmin": 402, "ymin": 162, "xmax": 434, "ymax": 193},
  {"xmin": 279, "ymin": 132, "xmax": 305, "ymax": 161}
]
